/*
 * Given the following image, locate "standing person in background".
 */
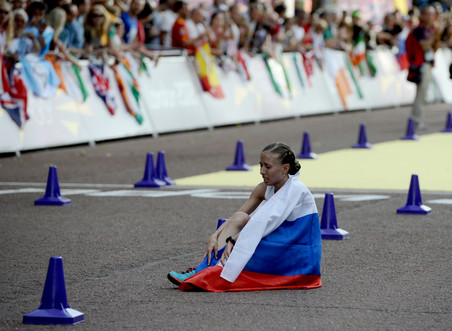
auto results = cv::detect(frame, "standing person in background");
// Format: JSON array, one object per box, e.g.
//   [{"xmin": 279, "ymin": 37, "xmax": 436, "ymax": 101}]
[{"xmin": 406, "ymin": 4, "xmax": 439, "ymax": 130}]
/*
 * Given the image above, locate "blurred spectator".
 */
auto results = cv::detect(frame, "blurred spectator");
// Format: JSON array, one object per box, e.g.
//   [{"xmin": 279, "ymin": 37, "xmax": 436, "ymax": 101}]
[
  {"xmin": 207, "ymin": 10, "xmax": 228, "ymax": 56},
  {"xmin": 377, "ymin": 11, "xmax": 403, "ymax": 47},
  {"xmin": 7, "ymin": 9, "xmax": 40, "ymax": 59},
  {"xmin": 0, "ymin": 0, "xmax": 13, "ymax": 52},
  {"xmin": 72, "ymin": 0, "xmax": 91, "ymax": 52},
  {"xmin": 172, "ymin": 0, "xmax": 202, "ymax": 54},
  {"xmin": 25, "ymin": 1, "xmax": 54, "ymax": 56},
  {"xmin": 83, "ymin": 4, "xmax": 111, "ymax": 52},
  {"xmin": 187, "ymin": 7, "xmax": 208, "ymax": 41},
  {"xmin": 324, "ymin": 9, "xmax": 339, "ymax": 48},
  {"xmin": 121, "ymin": 0, "xmax": 145, "ymax": 44},
  {"xmin": 12, "ymin": 0, "xmax": 27, "ymax": 11},
  {"xmin": 282, "ymin": 17, "xmax": 304, "ymax": 51},
  {"xmin": 47, "ymin": 0, "xmax": 71, "ymax": 42},
  {"xmin": 59, "ymin": 3, "xmax": 84, "ymax": 50},
  {"xmin": 139, "ymin": 0, "xmax": 161, "ymax": 47},
  {"xmin": 312, "ymin": 17, "xmax": 327, "ymax": 68},
  {"xmin": 159, "ymin": 0, "xmax": 176, "ymax": 47},
  {"xmin": 406, "ymin": 4, "xmax": 438, "ymax": 130},
  {"xmin": 440, "ymin": 17, "xmax": 452, "ymax": 47},
  {"xmin": 246, "ymin": 2, "xmax": 267, "ymax": 53}
]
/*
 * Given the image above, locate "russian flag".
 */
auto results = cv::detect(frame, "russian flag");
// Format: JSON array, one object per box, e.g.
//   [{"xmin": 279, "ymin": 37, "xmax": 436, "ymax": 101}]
[{"xmin": 179, "ymin": 177, "xmax": 322, "ymax": 292}]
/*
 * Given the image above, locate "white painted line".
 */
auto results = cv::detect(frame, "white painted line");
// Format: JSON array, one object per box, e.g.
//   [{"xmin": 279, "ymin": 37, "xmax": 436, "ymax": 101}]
[
  {"xmin": 0, "ymin": 182, "xmax": 133, "ymax": 188},
  {"xmin": 426, "ymin": 199, "xmax": 452, "ymax": 205},
  {"xmin": 0, "ymin": 188, "xmax": 44, "ymax": 195},
  {"xmin": 312, "ymin": 193, "xmax": 391, "ymax": 201},
  {"xmin": 86, "ymin": 189, "xmax": 216, "ymax": 198},
  {"xmin": 61, "ymin": 189, "xmax": 101, "ymax": 195},
  {"xmin": 338, "ymin": 195, "xmax": 391, "ymax": 201},
  {"xmin": 191, "ymin": 191, "xmax": 252, "ymax": 199}
]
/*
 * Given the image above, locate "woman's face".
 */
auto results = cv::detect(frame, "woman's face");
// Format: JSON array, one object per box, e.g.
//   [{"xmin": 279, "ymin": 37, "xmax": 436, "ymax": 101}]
[
  {"xmin": 14, "ymin": 14, "xmax": 26, "ymax": 30},
  {"xmin": 212, "ymin": 12, "xmax": 225, "ymax": 29},
  {"xmin": 259, "ymin": 151, "xmax": 288, "ymax": 188},
  {"xmin": 0, "ymin": 4, "xmax": 10, "ymax": 25},
  {"xmin": 88, "ymin": 10, "xmax": 104, "ymax": 26}
]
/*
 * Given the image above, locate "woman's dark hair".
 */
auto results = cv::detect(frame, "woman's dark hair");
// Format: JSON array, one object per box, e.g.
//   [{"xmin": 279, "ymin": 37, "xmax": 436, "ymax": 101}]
[
  {"xmin": 262, "ymin": 142, "xmax": 301, "ymax": 175},
  {"xmin": 27, "ymin": 1, "xmax": 47, "ymax": 18}
]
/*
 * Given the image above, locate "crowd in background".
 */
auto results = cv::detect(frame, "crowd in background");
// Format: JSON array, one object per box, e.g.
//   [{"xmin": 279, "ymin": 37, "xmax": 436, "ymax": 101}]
[{"xmin": 0, "ymin": 0, "xmax": 451, "ymax": 68}]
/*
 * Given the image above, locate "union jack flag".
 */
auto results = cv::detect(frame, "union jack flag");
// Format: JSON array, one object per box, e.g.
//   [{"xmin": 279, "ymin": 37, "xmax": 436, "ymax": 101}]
[{"xmin": 88, "ymin": 62, "xmax": 115, "ymax": 115}]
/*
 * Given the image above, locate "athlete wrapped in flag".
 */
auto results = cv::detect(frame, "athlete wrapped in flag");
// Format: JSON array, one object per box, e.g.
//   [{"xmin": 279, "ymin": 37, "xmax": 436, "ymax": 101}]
[{"xmin": 168, "ymin": 143, "xmax": 322, "ymax": 292}]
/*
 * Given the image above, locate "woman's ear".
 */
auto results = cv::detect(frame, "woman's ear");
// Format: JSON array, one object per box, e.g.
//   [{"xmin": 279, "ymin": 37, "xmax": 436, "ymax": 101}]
[{"xmin": 283, "ymin": 163, "xmax": 290, "ymax": 174}]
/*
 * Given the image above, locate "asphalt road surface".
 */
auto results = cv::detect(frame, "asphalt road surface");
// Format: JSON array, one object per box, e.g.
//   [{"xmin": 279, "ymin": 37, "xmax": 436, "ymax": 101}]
[{"xmin": 1, "ymin": 103, "xmax": 451, "ymax": 330}]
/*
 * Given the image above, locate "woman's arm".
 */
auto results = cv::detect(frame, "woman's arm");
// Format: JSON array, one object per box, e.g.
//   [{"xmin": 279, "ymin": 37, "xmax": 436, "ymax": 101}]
[{"xmin": 202, "ymin": 182, "xmax": 266, "ymax": 265}]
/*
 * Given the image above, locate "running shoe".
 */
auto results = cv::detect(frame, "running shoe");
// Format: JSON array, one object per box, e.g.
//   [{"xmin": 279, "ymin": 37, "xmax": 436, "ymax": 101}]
[{"xmin": 167, "ymin": 267, "xmax": 197, "ymax": 286}]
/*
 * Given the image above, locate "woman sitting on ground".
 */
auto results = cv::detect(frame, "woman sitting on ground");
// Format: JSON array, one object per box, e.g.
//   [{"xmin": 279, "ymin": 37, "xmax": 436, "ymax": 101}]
[{"xmin": 168, "ymin": 142, "xmax": 322, "ymax": 292}]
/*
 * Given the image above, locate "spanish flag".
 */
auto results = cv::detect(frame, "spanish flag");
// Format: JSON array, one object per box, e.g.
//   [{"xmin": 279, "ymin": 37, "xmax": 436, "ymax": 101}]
[{"xmin": 194, "ymin": 41, "xmax": 225, "ymax": 99}]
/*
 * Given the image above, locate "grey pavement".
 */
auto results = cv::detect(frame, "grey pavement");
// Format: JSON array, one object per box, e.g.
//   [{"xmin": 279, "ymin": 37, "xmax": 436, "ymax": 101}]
[{"xmin": 0, "ymin": 103, "xmax": 451, "ymax": 330}]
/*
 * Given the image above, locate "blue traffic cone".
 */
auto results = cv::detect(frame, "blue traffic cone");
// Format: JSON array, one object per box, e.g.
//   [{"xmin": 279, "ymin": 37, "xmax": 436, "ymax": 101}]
[
  {"xmin": 442, "ymin": 112, "xmax": 452, "ymax": 132},
  {"xmin": 320, "ymin": 193, "xmax": 349, "ymax": 240},
  {"xmin": 134, "ymin": 153, "xmax": 165, "ymax": 188},
  {"xmin": 34, "ymin": 166, "xmax": 71, "ymax": 206},
  {"xmin": 23, "ymin": 256, "xmax": 84, "ymax": 325},
  {"xmin": 397, "ymin": 174, "xmax": 431, "ymax": 215},
  {"xmin": 297, "ymin": 132, "xmax": 318, "ymax": 159},
  {"xmin": 155, "ymin": 151, "xmax": 175, "ymax": 185},
  {"xmin": 216, "ymin": 218, "xmax": 227, "ymax": 229},
  {"xmin": 400, "ymin": 117, "xmax": 419, "ymax": 140},
  {"xmin": 352, "ymin": 123, "xmax": 372, "ymax": 148},
  {"xmin": 226, "ymin": 141, "xmax": 252, "ymax": 171}
]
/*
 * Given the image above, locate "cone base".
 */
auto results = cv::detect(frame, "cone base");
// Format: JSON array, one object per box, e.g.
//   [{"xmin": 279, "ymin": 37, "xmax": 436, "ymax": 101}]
[
  {"xmin": 321, "ymin": 228, "xmax": 349, "ymax": 240},
  {"xmin": 297, "ymin": 152, "xmax": 318, "ymax": 159},
  {"xmin": 159, "ymin": 177, "xmax": 175, "ymax": 186},
  {"xmin": 400, "ymin": 135, "xmax": 419, "ymax": 140},
  {"xmin": 397, "ymin": 204, "xmax": 432, "ymax": 215},
  {"xmin": 352, "ymin": 143, "xmax": 372, "ymax": 149},
  {"xmin": 226, "ymin": 164, "xmax": 252, "ymax": 171},
  {"xmin": 34, "ymin": 196, "xmax": 71, "ymax": 206},
  {"xmin": 134, "ymin": 179, "xmax": 164, "ymax": 188},
  {"xmin": 23, "ymin": 308, "xmax": 84, "ymax": 325}
]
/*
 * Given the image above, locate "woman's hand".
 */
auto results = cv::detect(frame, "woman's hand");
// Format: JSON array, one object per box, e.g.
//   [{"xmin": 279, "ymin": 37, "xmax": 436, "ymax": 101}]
[
  {"xmin": 219, "ymin": 242, "xmax": 234, "ymax": 266},
  {"xmin": 203, "ymin": 235, "xmax": 218, "ymax": 266}
]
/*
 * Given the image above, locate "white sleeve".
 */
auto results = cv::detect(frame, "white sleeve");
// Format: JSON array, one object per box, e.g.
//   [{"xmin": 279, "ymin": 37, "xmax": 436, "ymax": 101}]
[{"xmin": 220, "ymin": 176, "xmax": 304, "ymax": 283}]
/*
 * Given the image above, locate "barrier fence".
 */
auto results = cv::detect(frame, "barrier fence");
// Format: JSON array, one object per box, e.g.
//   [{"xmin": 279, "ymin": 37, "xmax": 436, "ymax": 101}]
[{"xmin": 1, "ymin": 48, "xmax": 451, "ymax": 155}]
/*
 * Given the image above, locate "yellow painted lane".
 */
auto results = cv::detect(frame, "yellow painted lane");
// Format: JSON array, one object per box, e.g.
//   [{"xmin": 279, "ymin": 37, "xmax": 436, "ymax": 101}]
[{"xmin": 175, "ymin": 133, "xmax": 452, "ymax": 192}]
